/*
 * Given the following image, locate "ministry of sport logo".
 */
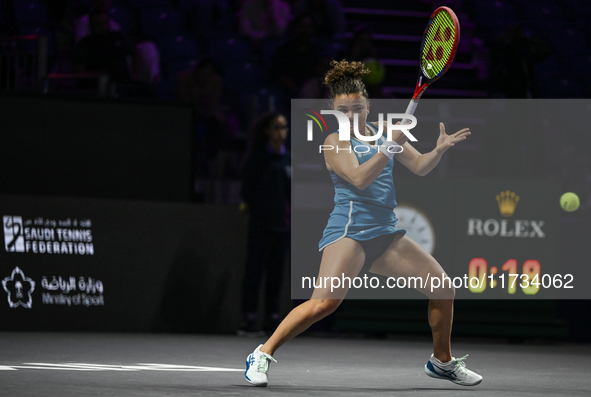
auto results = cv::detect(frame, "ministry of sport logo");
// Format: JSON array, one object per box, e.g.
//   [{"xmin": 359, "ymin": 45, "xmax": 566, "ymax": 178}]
[
  {"xmin": 303, "ymin": 109, "xmax": 418, "ymax": 153},
  {"xmin": 2, "ymin": 267, "xmax": 35, "ymax": 309},
  {"xmin": 4, "ymin": 216, "xmax": 25, "ymax": 252}
]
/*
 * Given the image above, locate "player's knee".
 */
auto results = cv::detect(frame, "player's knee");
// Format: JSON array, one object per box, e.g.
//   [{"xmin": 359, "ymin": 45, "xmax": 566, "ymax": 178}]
[
  {"xmin": 439, "ymin": 283, "xmax": 455, "ymax": 300},
  {"xmin": 309, "ymin": 299, "xmax": 341, "ymax": 320},
  {"xmin": 446, "ymin": 284, "xmax": 456, "ymax": 300},
  {"xmin": 430, "ymin": 275, "xmax": 455, "ymax": 300}
]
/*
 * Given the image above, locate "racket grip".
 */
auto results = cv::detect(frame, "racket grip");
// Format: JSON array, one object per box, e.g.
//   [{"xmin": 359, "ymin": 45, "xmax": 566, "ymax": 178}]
[{"xmin": 401, "ymin": 99, "xmax": 418, "ymax": 125}]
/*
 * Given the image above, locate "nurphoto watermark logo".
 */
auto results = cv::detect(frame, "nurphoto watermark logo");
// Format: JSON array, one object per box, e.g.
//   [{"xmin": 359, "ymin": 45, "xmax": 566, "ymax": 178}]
[{"xmin": 303, "ymin": 109, "xmax": 417, "ymax": 154}]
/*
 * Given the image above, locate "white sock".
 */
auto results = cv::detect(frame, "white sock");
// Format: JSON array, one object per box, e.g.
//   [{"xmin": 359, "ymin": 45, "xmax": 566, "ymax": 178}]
[{"xmin": 432, "ymin": 356, "xmax": 453, "ymax": 366}]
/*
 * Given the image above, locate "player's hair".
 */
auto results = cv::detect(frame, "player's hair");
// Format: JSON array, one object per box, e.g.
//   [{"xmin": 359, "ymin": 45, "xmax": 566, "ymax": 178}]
[{"xmin": 324, "ymin": 59, "xmax": 371, "ymax": 100}]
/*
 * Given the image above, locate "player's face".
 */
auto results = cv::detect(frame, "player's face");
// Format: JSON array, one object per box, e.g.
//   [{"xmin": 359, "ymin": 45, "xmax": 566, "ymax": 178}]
[{"xmin": 333, "ymin": 93, "xmax": 369, "ymax": 136}]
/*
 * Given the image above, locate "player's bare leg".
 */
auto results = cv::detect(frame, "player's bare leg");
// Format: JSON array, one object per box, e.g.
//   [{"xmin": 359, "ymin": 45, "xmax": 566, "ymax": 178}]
[
  {"xmin": 370, "ymin": 234, "xmax": 453, "ymax": 360},
  {"xmin": 370, "ymin": 234, "xmax": 481, "ymax": 385},
  {"xmin": 428, "ymin": 298, "xmax": 453, "ymax": 362},
  {"xmin": 245, "ymin": 238, "xmax": 366, "ymax": 386},
  {"xmin": 261, "ymin": 237, "xmax": 365, "ymax": 355}
]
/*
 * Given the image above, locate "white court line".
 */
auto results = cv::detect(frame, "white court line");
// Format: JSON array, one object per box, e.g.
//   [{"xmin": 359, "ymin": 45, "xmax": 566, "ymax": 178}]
[
  {"xmin": 0, "ymin": 363, "xmax": 243, "ymax": 372},
  {"xmin": 23, "ymin": 363, "xmax": 135, "ymax": 371}
]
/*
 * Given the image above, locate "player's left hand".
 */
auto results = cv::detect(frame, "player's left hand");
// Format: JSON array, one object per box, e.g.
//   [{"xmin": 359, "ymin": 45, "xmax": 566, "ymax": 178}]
[{"xmin": 435, "ymin": 122, "xmax": 470, "ymax": 153}]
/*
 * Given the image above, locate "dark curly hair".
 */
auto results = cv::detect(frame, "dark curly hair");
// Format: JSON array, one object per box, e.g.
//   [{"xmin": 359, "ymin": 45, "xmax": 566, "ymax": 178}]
[{"xmin": 324, "ymin": 59, "xmax": 371, "ymax": 100}]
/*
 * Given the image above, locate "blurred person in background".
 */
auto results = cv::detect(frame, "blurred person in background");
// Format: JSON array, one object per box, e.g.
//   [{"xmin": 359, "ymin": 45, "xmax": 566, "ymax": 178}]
[
  {"xmin": 238, "ymin": 0, "xmax": 292, "ymax": 49},
  {"xmin": 479, "ymin": 25, "xmax": 553, "ymax": 179},
  {"xmin": 291, "ymin": 0, "xmax": 345, "ymax": 38},
  {"xmin": 74, "ymin": 0, "xmax": 160, "ymax": 95},
  {"xmin": 348, "ymin": 24, "xmax": 377, "ymax": 61},
  {"xmin": 131, "ymin": 35, "xmax": 161, "ymax": 95},
  {"xmin": 272, "ymin": 14, "xmax": 320, "ymax": 100},
  {"xmin": 192, "ymin": 0, "xmax": 235, "ymax": 44},
  {"xmin": 348, "ymin": 24, "xmax": 387, "ymax": 98},
  {"xmin": 73, "ymin": 9, "xmax": 133, "ymax": 83},
  {"xmin": 176, "ymin": 57, "xmax": 240, "ymax": 201},
  {"xmin": 299, "ymin": 55, "xmax": 332, "ymax": 98},
  {"xmin": 489, "ymin": 24, "xmax": 553, "ymax": 99},
  {"xmin": 74, "ymin": 0, "xmax": 120, "ymax": 43},
  {"xmin": 238, "ymin": 111, "xmax": 291, "ymax": 336}
]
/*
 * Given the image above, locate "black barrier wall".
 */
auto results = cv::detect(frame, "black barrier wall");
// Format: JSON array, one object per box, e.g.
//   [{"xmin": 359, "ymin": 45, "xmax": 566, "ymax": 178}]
[
  {"xmin": 1, "ymin": 195, "xmax": 246, "ymax": 333},
  {"xmin": 0, "ymin": 95, "xmax": 193, "ymax": 202}
]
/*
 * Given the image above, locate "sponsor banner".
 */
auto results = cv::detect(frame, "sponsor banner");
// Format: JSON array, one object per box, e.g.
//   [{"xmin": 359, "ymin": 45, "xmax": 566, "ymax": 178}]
[
  {"xmin": 4, "ymin": 215, "xmax": 94, "ymax": 255},
  {"xmin": 1, "ymin": 267, "xmax": 104, "ymax": 309},
  {"xmin": 0, "ymin": 195, "xmax": 247, "ymax": 332}
]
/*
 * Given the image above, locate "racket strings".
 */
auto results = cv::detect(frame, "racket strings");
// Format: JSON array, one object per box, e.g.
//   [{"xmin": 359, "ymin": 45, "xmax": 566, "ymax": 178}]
[{"xmin": 421, "ymin": 11, "xmax": 456, "ymax": 78}]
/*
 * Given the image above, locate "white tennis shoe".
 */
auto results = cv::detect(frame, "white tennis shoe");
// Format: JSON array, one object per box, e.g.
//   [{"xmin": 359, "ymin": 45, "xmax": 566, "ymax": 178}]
[
  {"xmin": 424, "ymin": 354, "xmax": 482, "ymax": 386},
  {"xmin": 245, "ymin": 344, "xmax": 277, "ymax": 387}
]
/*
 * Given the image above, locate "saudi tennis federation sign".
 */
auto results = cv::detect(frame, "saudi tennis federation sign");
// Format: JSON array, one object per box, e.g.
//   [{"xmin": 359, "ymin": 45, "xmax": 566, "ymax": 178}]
[{"xmin": 3, "ymin": 215, "xmax": 94, "ymax": 255}]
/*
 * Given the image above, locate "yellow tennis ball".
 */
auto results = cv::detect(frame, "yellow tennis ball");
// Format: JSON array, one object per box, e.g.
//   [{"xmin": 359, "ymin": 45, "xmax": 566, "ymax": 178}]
[
  {"xmin": 363, "ymin": 58, "xmax": 385, "ymax": 86},
  {"xmin": 560, "ymin": 192, "xmax": 580, "ymax": 212}
]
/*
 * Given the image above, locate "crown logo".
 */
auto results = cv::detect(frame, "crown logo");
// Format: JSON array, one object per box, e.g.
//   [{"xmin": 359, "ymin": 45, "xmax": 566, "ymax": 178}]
[{"xmin": 496, "ymin": 190, "xmax": 519, "ymax": 217}]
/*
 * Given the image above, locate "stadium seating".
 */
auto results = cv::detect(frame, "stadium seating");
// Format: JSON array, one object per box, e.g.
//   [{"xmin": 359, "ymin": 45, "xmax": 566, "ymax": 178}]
[
  {"xmin": 14, "ymin": 0, "xmax": 49, "ymax": 25},
  {"xmin": 140, "ymin": 6, "xmax": 186, "ymax": 37},
  {"xmin": 208, "ymin": 34, "xmax": 253, "ymax": 63},
  {"xmin": 157, "ymin": 35, "xmax": 200, "ymax": 62}
]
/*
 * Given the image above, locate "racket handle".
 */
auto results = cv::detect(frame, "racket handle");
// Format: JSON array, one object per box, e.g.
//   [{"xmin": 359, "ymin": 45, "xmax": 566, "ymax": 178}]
[{"xmin": 401, "ymin": 99, "xmax": 418, "ymax": 125}]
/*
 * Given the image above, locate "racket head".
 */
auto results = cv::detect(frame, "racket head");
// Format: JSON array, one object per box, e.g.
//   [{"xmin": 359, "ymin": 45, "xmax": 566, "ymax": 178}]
[{"xmin": 413, "ymin": 6, "xmax": 460, "ymax": 99}]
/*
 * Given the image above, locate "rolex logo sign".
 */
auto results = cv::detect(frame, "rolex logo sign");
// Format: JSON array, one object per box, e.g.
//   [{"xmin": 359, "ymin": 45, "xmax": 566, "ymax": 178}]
[
  {"xmin": 496, "ymin": 190, "xmax": 519, "ymax": 217},
  {"xmin": 467, "ymin": 190, "xmax": 545, "ymax": 238}
]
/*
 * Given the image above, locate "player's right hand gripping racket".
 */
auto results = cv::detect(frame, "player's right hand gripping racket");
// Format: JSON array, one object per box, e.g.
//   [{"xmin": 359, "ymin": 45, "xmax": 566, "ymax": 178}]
[{"xmin": 402, "ymin": 6, "xmax": 460, "ymax": 135}]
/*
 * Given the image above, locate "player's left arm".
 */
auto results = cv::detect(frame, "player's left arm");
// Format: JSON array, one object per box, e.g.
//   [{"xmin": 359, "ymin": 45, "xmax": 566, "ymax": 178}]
[{"xmin": 397, "ymin": 122, "xmax": 470, "ymax": 176}]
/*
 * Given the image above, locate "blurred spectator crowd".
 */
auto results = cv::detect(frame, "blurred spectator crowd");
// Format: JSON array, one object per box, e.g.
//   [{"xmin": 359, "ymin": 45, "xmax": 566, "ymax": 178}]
[
  {"xmin": 1, "ymin": 0, "xmax": 590, "ymax": 205},
  {"xmin": 0, "ymin": 0, "xmax": 353, "ymax": 203}
]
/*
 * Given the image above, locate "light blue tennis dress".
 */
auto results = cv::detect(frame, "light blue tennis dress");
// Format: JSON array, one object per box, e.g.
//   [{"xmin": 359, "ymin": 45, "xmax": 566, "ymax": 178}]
[{"xmin": 318, "ymin": 123, "xmax": 406, "ymax": 251}]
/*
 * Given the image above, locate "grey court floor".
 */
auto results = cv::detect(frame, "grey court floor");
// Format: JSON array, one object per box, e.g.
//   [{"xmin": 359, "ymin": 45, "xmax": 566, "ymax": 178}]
[{"xmin": 0, "ymin": 332, "xmax": 590, "ymax": 397}]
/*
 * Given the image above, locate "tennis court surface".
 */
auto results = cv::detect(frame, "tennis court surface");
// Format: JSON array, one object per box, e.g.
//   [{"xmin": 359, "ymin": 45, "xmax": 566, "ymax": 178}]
[{"xmin": 1, "ymin": 332, "xmax": 589, "ymax": 396}]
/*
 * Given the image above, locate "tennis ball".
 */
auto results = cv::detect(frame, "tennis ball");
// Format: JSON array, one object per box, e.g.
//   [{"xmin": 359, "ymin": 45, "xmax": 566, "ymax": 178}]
[
  {"xmin": 363, "ymin": 58, "xmax": 385, "ymax": 86},
  {"xmin": 560, "ymin": 192, "xmax": 580, "ymax": 212}
]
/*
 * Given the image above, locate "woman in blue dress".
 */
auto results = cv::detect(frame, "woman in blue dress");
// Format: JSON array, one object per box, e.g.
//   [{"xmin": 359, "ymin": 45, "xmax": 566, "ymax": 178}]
[{"xmin": 245, "ymin": 60, "xmax": 482, "ymax": 387}]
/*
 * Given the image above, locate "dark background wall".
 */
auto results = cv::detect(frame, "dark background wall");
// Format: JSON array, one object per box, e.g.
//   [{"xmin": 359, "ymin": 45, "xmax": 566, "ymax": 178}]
[
  {"xmin": 0, "ymin": 194, "xmax": 249, "ymax": 333},
  {"xmin": 0, "ymin": 94, "xmax": 193, "ymax": 202}
]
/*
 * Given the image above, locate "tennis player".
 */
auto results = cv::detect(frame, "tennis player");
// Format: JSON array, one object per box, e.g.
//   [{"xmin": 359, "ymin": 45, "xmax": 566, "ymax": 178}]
[{"xmin": 245, "ymin": 60, "xmax": 482, "ymax": 387}]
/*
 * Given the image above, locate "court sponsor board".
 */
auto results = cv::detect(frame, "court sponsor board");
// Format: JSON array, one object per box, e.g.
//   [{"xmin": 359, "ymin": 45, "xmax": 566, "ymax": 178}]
[
  {"xmin": 0, "ymin": 195, "xmax": 246, "ymax": 332},
  {"xmin": 4, "ymin": 215, "xmax": 94, "ymax": 255}
]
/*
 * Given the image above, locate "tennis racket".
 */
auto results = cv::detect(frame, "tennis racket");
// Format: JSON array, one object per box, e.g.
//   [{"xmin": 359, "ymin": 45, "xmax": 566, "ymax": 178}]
[{"xmin": 401, "ymin": 6, "xmax": 461, "ymax": 134}]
